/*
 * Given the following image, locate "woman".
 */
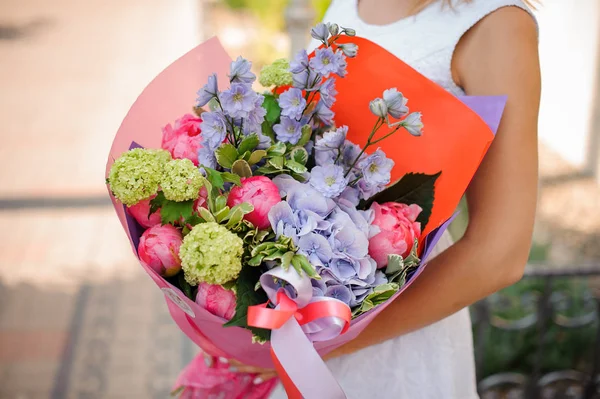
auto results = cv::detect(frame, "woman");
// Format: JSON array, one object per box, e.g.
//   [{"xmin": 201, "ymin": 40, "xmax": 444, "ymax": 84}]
[{"xmin": 229, "ymin": 0, "xmax": 541, "ymax": 397}]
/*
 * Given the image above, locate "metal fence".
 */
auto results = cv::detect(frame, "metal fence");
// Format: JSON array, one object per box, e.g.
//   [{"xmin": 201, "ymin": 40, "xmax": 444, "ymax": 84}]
[{"xmin": 473, "ymin": 266, "xmax": 600, "ymax": 398}]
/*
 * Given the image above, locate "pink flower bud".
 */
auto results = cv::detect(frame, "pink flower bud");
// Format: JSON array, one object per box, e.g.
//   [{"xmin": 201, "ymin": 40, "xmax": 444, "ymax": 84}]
[
  {"xmin": 195, "ymin": 283, "xmax": 236, "ymax": 320},
  {"xmin": 138, "ymin": 225, "xmax": 183, "ymax": 277},
  {"xmin": 227, "ymin": 176, "xmax": 281, "ymax": 230},
  {"xmin": 161, "ymin": 114, "xmax": 203, "ymax": 165},
  {"xmin": 126, "ymin": 196, "xmax": 161, "ymax": 228},
  {"xmin": 368, "ymin": 202, "xmax": 422, "ymax": 268}
]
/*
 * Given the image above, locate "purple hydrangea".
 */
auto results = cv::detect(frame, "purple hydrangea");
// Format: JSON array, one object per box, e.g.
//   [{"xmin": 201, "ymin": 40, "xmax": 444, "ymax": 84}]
[
  {"xmin": 199, "ymin": 111, "xmax": 227, "ymax": 150},
  {"xmin": 229, "ymin": 56, "xmax": 255, "ymax": 84},
  {"xmin": 196, "ymin": 73, "xmax": 218, "ymax": 107},
  {"xmin": 325, "ymin": 284, "xmax": 353, "ymax": 305},
  {"xmin": 297, "ymin": 233, "xmax": 334, "ymax": 268},
  {"xmin": 309, "ymin": 47, "xmax": 341, "ymax": 77},
  {"xmin": 319, "ymin": 78, "xmax": 337, "ymax": 108},
  {"xmin": 309, "ymin": 165, "xmax": 348, "ymax": 198},
  {"xmin": 273, "ymin": 116, "xmax": 302, "ymax": 144},
  {"xmin": 219, "ymin": 83, "xmax": 258, "ymax": 119},
  {"xmin": 359, "ymin": 149, "xmax": 394, "ymax": 186},
  {"xmin": 278, "ymin": 88, "xmax": 306, "ymax": 120}
]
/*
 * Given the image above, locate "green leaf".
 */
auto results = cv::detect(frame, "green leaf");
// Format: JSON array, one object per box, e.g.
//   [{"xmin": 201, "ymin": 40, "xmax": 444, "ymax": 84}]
[
  {"xmin": 364, "ymin": 172, "xmax": 441, "ymax": 229},
  {"xmin": 261, "ymin": 120, "xmax": 275, "ymax": 141},
  {"xmin": 225, "ymin": 207, "xmax": 244, "ymax": 228},
  {"xmin": 236, "ymin": 202, "xmax": 254, "ymax": 214},
  {"xmin": 297, "ymin": 124, "xmax": 313, "ymax": 146},
  {"xmin": 254, "ymin": 165, "xmax": 283, "ymax": 176},
  {"xmin": 214, "ymin": 206, "xmax": 230, "ymax": 223},
  {"xmin": 247, "ymin": 254, "xmax": 264, "ymax": 266},
  {"xmin": 268, "ymin": 156, "xmax": 285, "ymax": 169},
  {"xmin": 285, "ymin": 159, "xmax": 307, "ymax": 174},
  {"xmin": 222, "ymin": 172, "xmax": 242, "ymax": 187},
  {"xmin": 262, "ymin": 94, "xmax": 281, "ymax": 124},
  {"xmin": 240, "ymin": 151, "xmax": 251, "ymax": 162},
  {"xmin": 248, "ymin": 150, "xmax": 267, "ymax": 165},
  {"xmin": 238, "ymin": 134, "xmax": 260, "ymax": 155},
  {"xmin": 281, "ymin": 251, "xmax": 295, "ymax": 271},
  {"xmin": 185, "ymin": 213, "xmax": 203, "ymax": 227},
  {"xmin": 290, "ymin": 255, "xmax": 305, "ymax": 277},
  {"xmin": 223, "ymin": 266, "xmax": 271, "ymax": 341},
  {"xmin": 263, "ymin": 250, "xmax": 286, "ymax": 261},
  {"xmin": 199, "ymin": 207, "xmax": 216, "ymax": 222},
  {"xmin": 352, "ymin": 283, "xmax": 400, "ymax": 317},
  {"xmin": 296, "ymin": 254, "xmax": 318, "ymax": 278},
  {"xmin": 267, "ymin": 141, "xmax": 286, "ymax": 157},
  {"xmin": 178, "ymin": 273, "xmax": 194, "ymax": 301},
  {"xmin": 214, "ymin": 195, "xmax": 228, "ymax": 212},
  {"xmin": 385, "ymin": 254, "xmax": 404, "ymax": 275},
  {"xmin": 160, "ymin": 199, "xmax": 194, "ymax": 225},
  {"xmin": 203, "ymin": 167, "xmax": 225, "ymax": 190},
  {"xmin": 215, "ymin": 144, "xmax": 239, "ymax": 169},
  {"xmin": 231, "ymin": 159, "xmax": 253, "ymax": 178},
  {"xmin": 290, "ymin": 147, "xmax": 309, "ymax": 165},
  {"xmin": 149, "ymin": 191, "xmax": 167, "ymax": 215}
]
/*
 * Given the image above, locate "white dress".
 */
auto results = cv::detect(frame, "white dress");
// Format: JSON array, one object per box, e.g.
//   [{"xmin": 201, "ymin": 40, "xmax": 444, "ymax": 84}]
[{"xmin": 271, "ymin": 0, "xmax": 534, "ymax": 398}]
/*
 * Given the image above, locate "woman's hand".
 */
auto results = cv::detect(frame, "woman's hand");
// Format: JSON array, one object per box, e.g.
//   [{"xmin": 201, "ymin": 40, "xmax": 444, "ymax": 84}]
[{"xmin": 203, "ymin": 353, "xmax": 278, "ymax": 385}]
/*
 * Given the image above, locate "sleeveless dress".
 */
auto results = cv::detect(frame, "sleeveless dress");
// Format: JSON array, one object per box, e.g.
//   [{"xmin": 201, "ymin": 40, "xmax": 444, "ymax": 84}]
[{"xmin": 270, "ymin": 1, "xmax": 535, "ymax": 398}]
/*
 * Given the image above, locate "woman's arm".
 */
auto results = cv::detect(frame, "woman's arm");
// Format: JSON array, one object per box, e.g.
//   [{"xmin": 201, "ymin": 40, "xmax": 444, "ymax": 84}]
[{"xmin": 325, "ymin": 7, "xmax": 541, "ymax": 359}]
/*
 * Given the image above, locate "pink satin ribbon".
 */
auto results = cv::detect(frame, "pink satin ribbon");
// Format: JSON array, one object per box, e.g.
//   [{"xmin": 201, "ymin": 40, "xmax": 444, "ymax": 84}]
[{"xmin": 248, "ymin": 267, "xmax": 351, "ymax": 399}]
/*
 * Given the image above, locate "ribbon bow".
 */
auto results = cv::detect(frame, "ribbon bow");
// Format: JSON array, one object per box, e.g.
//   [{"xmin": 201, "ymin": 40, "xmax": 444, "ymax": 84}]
[{"xmin": 248, "ymin": 267, "xmax": 351, "ymax": 399}]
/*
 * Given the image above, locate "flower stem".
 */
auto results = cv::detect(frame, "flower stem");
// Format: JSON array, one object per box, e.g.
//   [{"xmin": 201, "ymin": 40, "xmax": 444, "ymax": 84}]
[{"xmin": 344, "ymin": 118, "xmax": 384, "ymax": 177}]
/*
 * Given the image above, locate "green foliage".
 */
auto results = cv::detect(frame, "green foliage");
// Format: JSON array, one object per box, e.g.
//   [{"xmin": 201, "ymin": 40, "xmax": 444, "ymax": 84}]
[
  {"xmin": 150, "ymin": 191, "xmax": 195, "ymax": 225},
  {"xmin": 215, "ymin": 144, "xmax": 239, "ymax": 169},
  {"xmin": 223, "ymin": 265, "xmax": 271, "ymax": 342},
  {"xmin": 365, "ymin": 172, "xmax": 441, "ymax": 230},
  {"xmin": 352, "ymin": 283, "xmax": 399, "ymax": 317}
]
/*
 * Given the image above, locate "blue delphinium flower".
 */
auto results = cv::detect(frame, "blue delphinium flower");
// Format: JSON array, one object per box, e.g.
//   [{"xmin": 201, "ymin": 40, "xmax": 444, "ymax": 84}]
[
  {"xmin": 309, "ymin": 165, "xmax": 348, "ymax": 198},
  {"xmin": 402, "ymin": 112, "xmax": 424, "ymax": 136},
  {"xmin": 290, "ymin": 49, "xmax": 309, "ymax": 74},
  {"xmin": 359, "ymin": 149, "xmax": 394, "ymax": 186},
  {"xmin": 310, "ymin": 23, "xmax": 330, "ymax": 43},
  {"xmin": 196, "ymin": 73, "xmax": 218, "ymax": 107},
  {"xmin": 197, "ymin": 146, "xmax": 217, "ymax": 169},
  {"xmin": 319, "ymin": 78, "xmax": 337, "ymax": 108},
  {"xmin": 199, "ymin": 112, "xmax": 227, "ymax": 150},
  {"xmin": 292, "ymin": 68, "xmax": 322, "ymax": 91},
  {"xmin": 316, "ymin": 126, "xmax": 347, "ymax": 149},
  {"xmin": 229, "ymin": 56, "xmax": 256, "ymax": 84},
  {"xmin": 310, "ymin": 47, "xmax": 341, "ymax": 77},
  {"xmin": 273, "ymin": 116, "xmax": 302, "ymax": 144},
  {"xmin": 219, "ymin": 83, "xmax": 257, "ymax": 119},
  {"xmin": 383, "ymin": 88, "xmax": 409, "ymax": 119},
  {"xmin": 246, "ymin": 93, "xmax": 267, "ymax": 127},
  {"xmin": 333, "ymin": 50, "xmax": 348, "ymax": 77},
  {"xmin": 369, "ymin": 98, "xmax": 388, "ymax": 118},
  {"xmin": 278, "ymin": 88, "xmax": 306, "ymax": 120},
  {"xmin": 341, "ymin": 140, "xmax": 363, "ymax": 168},
  {"xmin": 338, "ymin": 43, "xmax": 358, "ymax": 58},
  {"xmin": 357, "ymin": 177, "xmax": 380, "ymax": 200},
  {"xmin": 313, "ymin": 101, "xmax": 335, "ymax": 126}
]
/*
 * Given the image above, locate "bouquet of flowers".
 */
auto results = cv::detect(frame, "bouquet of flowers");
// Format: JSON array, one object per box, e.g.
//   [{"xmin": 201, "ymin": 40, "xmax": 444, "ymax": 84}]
[{"xmin": 106, "ymin": 22, "xmax": 506, "ymax": 399}]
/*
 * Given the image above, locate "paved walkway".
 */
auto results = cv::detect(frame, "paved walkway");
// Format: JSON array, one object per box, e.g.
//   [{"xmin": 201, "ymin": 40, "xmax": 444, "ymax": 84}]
[{"xmin": 0, "ymin": 1, "xmax": 201, "ymax": 397}]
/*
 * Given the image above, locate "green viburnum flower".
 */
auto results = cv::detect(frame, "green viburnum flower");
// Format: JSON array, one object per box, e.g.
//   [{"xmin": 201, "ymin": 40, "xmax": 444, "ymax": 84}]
[
  {"xmin": 108, "ymin": 148, "xmax": 171, "ymax": 206},
  {"xmin": 180, "ymin": 222, "xmax": 244, "ymax": 285},
  {"xmin": 161, "ymin": 159, "xmax": 203, "ymax": 202},
  {"xmin": 259, "ymin": 58, "xmax": 293, "ymax": 87}
]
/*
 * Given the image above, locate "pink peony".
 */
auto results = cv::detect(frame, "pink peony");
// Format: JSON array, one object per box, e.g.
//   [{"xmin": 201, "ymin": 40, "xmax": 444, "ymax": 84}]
[
  {"xmin": 193, "ymin": 186, "xmax": 209, "ymax": 212},
  {"xmin": 138, "ymin": 224, "xmax": 183, "ymax": 277},
  {"xmin": 227, "ymin": 176, "xmax": 281, "ymax": 230},
  {"xmin": 126, "ymin": 196, "xmax": 161, "ymax": 228},
  {"xmin": 195, "ymin": 283, "xmax": 237, "ymax": 320},
  {"xmin": 161, "ymin": 114, "xmax": 203, "ymax": 165},
  {"xmin": 368, "ymin": 202, "xmax": 422, "ymax": 268}
]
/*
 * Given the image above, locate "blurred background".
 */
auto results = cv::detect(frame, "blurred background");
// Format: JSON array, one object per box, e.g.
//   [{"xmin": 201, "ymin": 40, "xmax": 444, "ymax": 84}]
[{"xmin": 1, "ymin": 0, "xmax": 599, "ymax": 398}]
